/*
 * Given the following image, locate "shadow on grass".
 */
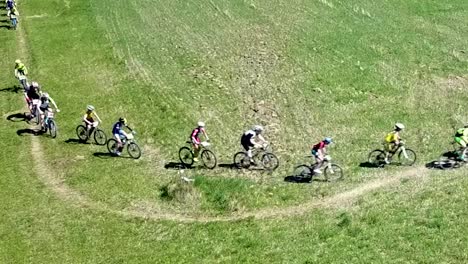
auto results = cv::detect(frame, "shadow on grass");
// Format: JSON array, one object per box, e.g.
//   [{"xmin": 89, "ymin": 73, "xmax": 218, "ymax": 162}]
[
  {"xmin": 64, "ymin": 138, "xmax": 90, "ymax": 145},
  {"xmin": 359, "ymin": 161, "xmax": 384, "ymax": 168},
  {"xmin": 284, "ymin": 175, "xmax": 329, "ymax": 184},
  {"xmin": 218, "ymin": 163, "xmax": 238, "ymax": 169},
  {"xmin": 92, "ymin": 152, "xmax": 133, "ymax": 159},
  {"xmin": 0, "ymin": 25, "xmax": 11, "ymax": 30},
  {"xmin": 0, "ymin": 86, "xmax": 21, "ymax": 93},
  {"xmin": 17, "ymin": 128, "xmax": 43, "ymax": 136},
  {"xmin": 164, "ymin": 161, "xmax": 193, "ymax": 170},
  {"xmin": 6, "ymin": 112, "xmax": 29, "ymax": 122},
  {"xmin": 426, "ymin": 151, "xmax": 461, "ymax": 170}
]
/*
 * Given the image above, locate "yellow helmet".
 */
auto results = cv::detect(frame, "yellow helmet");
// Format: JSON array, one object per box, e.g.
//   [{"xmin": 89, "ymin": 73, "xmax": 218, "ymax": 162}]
[{"xmin": 15, "ymin": 59, "xmax": 21, "ymax": 64}]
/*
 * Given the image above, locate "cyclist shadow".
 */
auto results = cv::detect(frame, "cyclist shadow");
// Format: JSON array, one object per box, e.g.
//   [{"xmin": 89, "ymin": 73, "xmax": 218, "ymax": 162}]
[
  {"xmin": 92, "ymin": 152, "xmax": 133, "ymax": 159},
  {"xmin": 0, "ymin": 86, "xmax": 21, "ymax": 93},
  {"xmin": 425, "ymin": 151, "xmax": 458, "ymax": 170},
  {"xmin": 0, "ymin": 25, "xmax": 11, "ymax": 30},
  {"xmin": 359, "ymin": 161, "xmax": 384, "ymax": 168},
  {"xmin": 64, "ymin": 138, "xmax": 90, "ymax": 145},
  {"xmin": 218, "ymin": 163, "xmax": 237, "ymax": 170},
  {"xmin": 283, "ymin": 175, "xmax": 328, "ymax": 183},
  {"xmin": 6, "ymin": 112, "xmax": 29, "ymax": 122},
  {"xmin": 16, "ymin": 128, "xmax": 44, "ymax": 136}
]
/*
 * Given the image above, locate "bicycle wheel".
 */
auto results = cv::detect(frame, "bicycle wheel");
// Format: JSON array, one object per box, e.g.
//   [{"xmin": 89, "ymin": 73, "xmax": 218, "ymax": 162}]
[
  {"xmin": 398, "ymin": 148, "xmax": 416, "ymax": 166},
  {"xmin": 261, "ymin": 153, "xmax": 279, "ymax": 171},
  {"xmin": 368, "ymin": 149, "xmax": 386, "ymax": 166},
  {"xmin": 233, "ymin": 152, "xmax": 250, "ymax": 169},
  {"xmin": 107, "ymin": 139, "xmax": 118, "ymax": 154},
  {"xmin": 201, "ymin": 149, "xmax": 217, "ymax": 169},
  {"xmin": 436, "ymin": 155, "xmax": 456, "ymax": 170},
  {"xmin": 76, "ymin": 125, "xmax": 88, "ymax": 141},
  {"xmin": 324, "ymin": 164, "xmax": 344, "ymax": 182},
  {"xmin": 178, "ymin": 147, "xmax": 194, "ymax": 166},
  {"xmin": 293, "ymin": 165, "xmax": 312, "ymax": 180},
  {"xmin": 48, "ymin": 120, "xmax": 57, "ymax": 138},
  {"xmin": 94, "ymin": 129, "xmax": 107, "ymax": 145},
  {"xmin": 127, "ymin": 142, "xmax": 142, "ymax": 159}
]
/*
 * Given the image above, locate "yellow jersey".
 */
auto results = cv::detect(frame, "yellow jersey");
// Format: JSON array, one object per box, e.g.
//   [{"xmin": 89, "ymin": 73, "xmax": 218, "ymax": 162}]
[{"xmin": 385, "ymin": 131, "xmax": 399, "ymax": 143}]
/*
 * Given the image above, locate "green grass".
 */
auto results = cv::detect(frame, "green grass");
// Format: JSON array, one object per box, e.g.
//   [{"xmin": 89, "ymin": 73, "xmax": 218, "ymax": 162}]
[{"xmin": 0, "ymin": 0, "xmax": 467, "ymax": 262}]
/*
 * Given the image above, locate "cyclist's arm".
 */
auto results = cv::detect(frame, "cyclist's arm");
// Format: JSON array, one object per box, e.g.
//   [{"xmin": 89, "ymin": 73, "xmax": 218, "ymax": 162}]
[
  {"xmin": 257, "ymin": 134, "xmax": 266, "ymax": 143},
  {"xmin": 49, "ymin": 97, "xmax": 59, "ymax": 111},
  {"xmin": 14, "ymin": 68, "xmax": 19, "ymax": 78},
  {"xmin": 202, "ymin": 128, "xmax": 209, "ymax": 141},
  {"xmin": 94, "ymin": 112, "xmax": 102, "ymax": 123},
  {"xmin": 83, "ymin": 114, "xmax": 91, "ymax": 124}
]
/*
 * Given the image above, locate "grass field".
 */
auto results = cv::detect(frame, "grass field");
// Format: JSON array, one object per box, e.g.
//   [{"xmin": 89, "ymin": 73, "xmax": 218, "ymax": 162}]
[{"xmin": 1, "ymin": 0, "xmax": 467, "ymax": 262}]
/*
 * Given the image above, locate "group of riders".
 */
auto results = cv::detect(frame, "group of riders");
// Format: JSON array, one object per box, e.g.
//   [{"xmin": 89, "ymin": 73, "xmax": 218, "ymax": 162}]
[
  {"xmin": 5, "ymin": 0, "xmax": 19, "ymax": 29},
  {"xmin": 13, "ymin": 59, "xmax": 468, "ymax": 170}
]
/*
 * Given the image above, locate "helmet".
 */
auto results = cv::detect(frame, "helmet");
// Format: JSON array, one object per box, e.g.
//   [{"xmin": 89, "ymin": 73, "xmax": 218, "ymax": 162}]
[
  {"xmin": 119, "ymin": 117, "xmax": 127, "ymax": 125},
  {"xmin": 324, "ymin": 137, "xmax": 333, "ymax": 144},
  {"xmin": 253, "ymin": 125, "xmax": 264, "ymax": 132},
  {"xmin": 87, "ymin": 105, "xmax": 95, "ymax": 111},
  {"xmin": 464, "ymin": 123, "xmax": 468, "ymax": 128},
  {"xmin": 15, "ymin": 59, "xmax": 21, "ymax": 64},
  {"xmin": 42, "ymin": 92, "xmax": 49, "ymax": 98},
  {"xmin": 31, "ymin": 82, "xmax": 39, "ymax": 88},
  {"xmin": 197, "ymin": 121, "xmax": 205, "ymax": 127},
  {"xmin": 395, "ymin": 123, "xmax": 405, "ymax": 130}
]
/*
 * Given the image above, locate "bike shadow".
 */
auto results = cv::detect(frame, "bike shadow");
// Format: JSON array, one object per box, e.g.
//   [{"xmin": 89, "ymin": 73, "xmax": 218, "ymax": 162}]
[
  {"xmin": 0, "ymin": 86, "xmax": 21, "ymax": 93},
  {"xmin": 425, "ymin": 151, "xmax": 458, "ymax": 170},
  {"xmin": 164, "ymin": 161, "xmax": 193, "ymax": 170},
  {"xmin": 283, "ymin": 176, "xmax": 329, "ymax": 184},
  {"xmin": 6, "ymin": 112, "xmax": 29, "ymax": 122},
  {"xmin": 0, "ymin": 19, "xmax": 10, "ymax": 23},
  {"xmin": 64, "ymin": 138, "xmax": 90, "ymax": 145},
  {"xmin": 359, "ymin": 161, "xmax": 384, "ymax": 168},
  {"xmin": 0, "ymin": 25, "xmax": 11, "ymax": 30},
  {"xmin": 16, "ymin": 128, "xmax": 44, "ymax": 136},
  {"xmin": 218, "ymin": 163, "xmax": 238, "ymax": 169},
  {"xmin": 93, "ymin": 152, "xmax": 134, "ymax": 159}
]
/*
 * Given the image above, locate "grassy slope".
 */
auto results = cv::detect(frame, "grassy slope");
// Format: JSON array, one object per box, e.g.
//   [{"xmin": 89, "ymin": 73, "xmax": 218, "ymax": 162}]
[{"xmin": 0, "ymin": 0, "xmax": 467, "ymax": 262}]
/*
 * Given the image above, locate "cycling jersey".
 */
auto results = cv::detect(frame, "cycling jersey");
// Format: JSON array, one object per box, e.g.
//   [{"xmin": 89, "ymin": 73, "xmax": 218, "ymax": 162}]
[
  {"xmin": 241, "ymin": 130, "xmax": 256, "ymax": 150},
  {"xmin": 27, "ymin": 89, "xmax": 40, "ymax": 100},
  {"xmin": 15, "ymin": 63, "xmax": 27, "ymax": 75},
  {"xmin": 312, "ymin": 141, "xmax": 326, "ymax": 151},
  {"xmin": 39, "ymin": 95, "xmax": 50, "ymax": 110},
  {"xmin": 385, "ymin": 131, "xmax": 399, "ymax": 143},
  {"xmin": 191, "ymin": 127, "xmax": 205, "ymax": 144},
  {"xmin": 85, "ymin": 111, "xmax": 94, "ymax": 121},
  {"xmin": 455, "ymin": 128, "xmax": 468, "ymax": 138},
  {"xmin": 112, "ymin": 122, "xmax": 125, "ymax": 135}
]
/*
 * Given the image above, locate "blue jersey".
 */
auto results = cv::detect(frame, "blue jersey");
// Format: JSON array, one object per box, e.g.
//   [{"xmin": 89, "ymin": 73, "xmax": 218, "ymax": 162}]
[{"xmin": 112, "ymin": 122, "xmax": 124, "ymax": 135}]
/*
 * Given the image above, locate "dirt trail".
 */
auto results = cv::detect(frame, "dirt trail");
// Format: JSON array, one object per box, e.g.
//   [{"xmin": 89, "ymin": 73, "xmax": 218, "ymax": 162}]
[{"xmin": 18, "ymin": 6, "xmax": 430, "ymax": 223}]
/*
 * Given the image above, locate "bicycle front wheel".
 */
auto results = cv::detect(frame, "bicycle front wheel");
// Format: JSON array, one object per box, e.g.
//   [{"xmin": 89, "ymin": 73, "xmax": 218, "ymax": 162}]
[
  {"xmin": 201, "ymin": 149, "xmax": 217, "ymax": 169},
  {"xmin": 48, "ymin": 120, "xmax": 57, "ymax": 138},
  {"xmin": 178, "ymin": 147, "xmax": 194, "ymax": 167},
  {"xmin": 324, "ymin": 164, "xmax": 344, "ymax": 182},
  {"xmin": 76, "ymin": 125, "xmax": 88, "ymax": 141},
  {"xmin": 293, "ymin": 165, "xmax": 312, "ymax": 180},
  {"xmin": 127, "ymin": 142, "xmax": 142, "ymax": 159},
  {"xmin": 398, "ymin": 148, "xmax": 416, "ymax": 166},
  {"xmin": 94, "ymin": 129, "xmax": 107, "ymax": 146},
  {"xmin": 261, "ymin": 153, "xmax": 279, "ymax": 171}
]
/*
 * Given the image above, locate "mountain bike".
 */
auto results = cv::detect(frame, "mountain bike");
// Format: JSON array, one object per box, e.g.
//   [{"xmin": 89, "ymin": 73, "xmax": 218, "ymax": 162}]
[
  {"xmin": 107, "ymin": 131, "xmax": 141, "ymax": 159},
  {"xmin": 178, "ymin": 141, "xmax": 217, "ymax": 169},
  {"xmin": 76, "ymin": 122, "xmax": 107, "ymax": 145},
  {"xmin": 435, "ymin": 142, "xmax": 467, "ymax": 170},
  {"xmin": 368, "ymin": 141, "xmax": 416, "ymax": 167},
  {"xmin": 41, "ymin": 110, "xmax": 57, "ymax": 138},
  {"xmin": 233, "ymin": 144, "xmax": 279, "ymax": 171},
  {"xmin": 293, "ymin": 155, "xmax": 344, "ymax": 182}
]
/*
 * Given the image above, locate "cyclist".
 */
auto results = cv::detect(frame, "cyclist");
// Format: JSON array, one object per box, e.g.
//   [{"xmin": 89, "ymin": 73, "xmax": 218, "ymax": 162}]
[
  {"xmin": 14, "ymin": 59, "xmax": 28, "ymax": 90},
  {"xmin": 83, "ymin": 105, "xmax": 102, "ymax": 137},
  {"xmin": 311, "ymin": 137, "xmax": 333, "ymax": 174},
  {"xmin": 384, "ymin": 123, "xmax": 405, "ymax": 164},
  {"xmin": 241, "ymin": 125, "xmax": 267, "ymax": 164},
  {"xmin": 6, "ymin": 0, "xmax": 15, "ymax": 17},
  {"xmin": 39, "ymin": 92, "xmax": 60, "ymax": 130},
  {"xmin": 454, "ymin": 124, "xmax": 468, "ymax": 160},
  {"xmin": 112, "ymin": 117, "xmax": 133, "ymax": 156},
  {"xmin": 26, "ymin": 82, "xmax": 41, "ymax": 117},
  {"xmin": 190, "ymin": 121, "xmax": 209, "ymax": 162}
]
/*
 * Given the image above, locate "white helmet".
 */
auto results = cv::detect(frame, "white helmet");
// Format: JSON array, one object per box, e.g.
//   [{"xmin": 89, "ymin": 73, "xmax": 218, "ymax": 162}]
[
  {"xmin": 31, "ymin": 82, "xmax": 39, "ymax": 88},
  {"xmin": 15, "ymin": 59, "xmax": 21, "ymax": 64},
  {"xmin": 197, "ymin": 121, "xmax": 205, "ymax": 127},
  {"xmin": 42, "ymin": 92, "xmax": 49, "ymax": 98},
  {"xmin": 87, "ymin": 105, "xmax": 95, "ymax": 111},
  {"xmin": 395, "ymin": 123, "xmax": 405, "ymax": 130},
  {"xmin": 253, "ymin": 125, "xmax": 264, "ymax": 132}
]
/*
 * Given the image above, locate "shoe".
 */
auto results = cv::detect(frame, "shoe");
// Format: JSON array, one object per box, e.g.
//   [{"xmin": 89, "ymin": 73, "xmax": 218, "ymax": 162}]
[
  {"xmin": 193, "ymin": 157, "xmax": 199, "ymax": 162},
  {"xmin": 313, "ymin": 169, "xmax": 322, "ymax": 174},
  {"xmin": 116, "ymin": 152, "xmax": 122, "ymax": 156},
  {"xmin": 384, "ymin": 159, "xmax": 390, "ymax": 164}
]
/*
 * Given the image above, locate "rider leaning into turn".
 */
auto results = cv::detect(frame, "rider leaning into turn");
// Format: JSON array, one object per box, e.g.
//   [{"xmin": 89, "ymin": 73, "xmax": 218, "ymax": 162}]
[
  {"xmin": 83, "ymin": 105, "xmax": 102, "ymax": 136},
  {"xmin": 39, "ymin": 92, "xmax": 60, "ymax": 129},
  {"xmin": 384, "ymin": 123, "xmax": 405, "ymax": 164},
  {"xmin": 241, "ymin": 125, "xmax": 267, "ymax": 164},
  {"xmin": 190, "ymin": 121, "xmax": 209, "ymax": 162},
  {"xmin": 112, "ymin": 117, "xmax": 133, "ymax": 156},
  {"xmin": 454, "ymin": 124, "xmax": 468, "ymax": 160},
  {"xmin": 311, "ymin": 137, "xmax": 333, "ymax": 174}
]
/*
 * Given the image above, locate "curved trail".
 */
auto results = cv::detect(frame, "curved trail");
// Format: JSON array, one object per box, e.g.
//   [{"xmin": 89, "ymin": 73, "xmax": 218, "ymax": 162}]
[{"xmin": 18, "ymin": 5, "xmax": 429, "ymax": 223}]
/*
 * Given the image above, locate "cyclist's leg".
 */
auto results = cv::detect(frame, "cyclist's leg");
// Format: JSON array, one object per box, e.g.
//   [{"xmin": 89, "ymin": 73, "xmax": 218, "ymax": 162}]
[
  {"xmin": 113, "ymin": 133, "xmax": 123, "ymax": 155},
  {"xmin": 192, "ymin": 139, "xmax": 201, "ymax": 161},
  {"xmin": 312, "ymin": 151, "xmax": 323, "ymax": 173},
  {"xmin": 384, "ymin": 143, "xmax": 394, "ymax": 163}
]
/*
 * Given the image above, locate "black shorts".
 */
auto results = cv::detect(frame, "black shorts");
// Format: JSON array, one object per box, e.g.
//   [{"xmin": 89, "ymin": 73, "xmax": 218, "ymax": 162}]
[{"xmin": 241, "ymin": 134, "xmax": 254, "ymax": 151}]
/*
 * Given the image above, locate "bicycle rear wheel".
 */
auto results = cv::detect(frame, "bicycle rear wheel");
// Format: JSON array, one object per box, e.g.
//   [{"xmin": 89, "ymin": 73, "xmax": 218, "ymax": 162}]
[
  {"xmin": 233, "ymin": 152, "xmax": 249, "ymax": 169},
  {"xmin": 178, "ymin": 147, "xmax": 194, "ymax": 167},
  {"xmin": 127, "ymin": 142, "xmax": 142, "ymax": 159},
  {"xmin": 261, "ymin": 153, "xmax": 279, "ymax": 171},
  {"xmin": 107, "ymin": 139, "xmax": 118, "ymax": 154},
  {"xmin": 368, "ymin": 149, "xmax": 386, "ymax": 166},
  {"xmin": 94, "ymin": 129, "xmax": 107, "ymax": 145},
  {"xmin": 398, "ymin": 148, "xmax": 416, "ymax": 166},
  {"xmin": 201, "ymin": 149, "xmax": 217, "ymax": 169},
  {"xmin": 293, "ymin": 165, "xmax": 312, "ymax": 180},
  {"xmin": 76, "ymin": 125, "xmax": 88, "ymax": 141},
  {"xmin": 324, "ymin": 164, "xmax": 344, "ymax": 182}
]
